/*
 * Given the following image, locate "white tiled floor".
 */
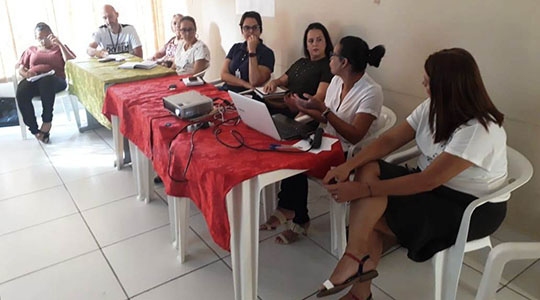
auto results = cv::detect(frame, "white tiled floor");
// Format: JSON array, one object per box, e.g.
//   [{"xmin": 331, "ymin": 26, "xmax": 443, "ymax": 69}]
[{"xmin": 0, "ymin": 110, "xmax": 538, "ymax": 300}]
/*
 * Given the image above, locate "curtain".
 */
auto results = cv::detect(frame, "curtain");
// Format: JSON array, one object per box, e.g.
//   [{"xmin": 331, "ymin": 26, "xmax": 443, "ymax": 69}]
[{"xmin": 0, "ymin": 0, "xmax": 187, "ymax": 83}]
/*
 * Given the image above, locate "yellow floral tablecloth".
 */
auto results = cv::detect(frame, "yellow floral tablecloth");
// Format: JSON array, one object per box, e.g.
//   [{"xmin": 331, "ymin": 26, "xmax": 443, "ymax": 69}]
[{"xmin": 65, "ymin": 54, "xmax": 176, "ymax": 128}]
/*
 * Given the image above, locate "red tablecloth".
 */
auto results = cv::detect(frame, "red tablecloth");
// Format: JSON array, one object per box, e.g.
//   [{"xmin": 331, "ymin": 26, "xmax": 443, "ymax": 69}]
[{"xmin": 103, "ymin": 75, "xmax": 345, "ymax": 250}]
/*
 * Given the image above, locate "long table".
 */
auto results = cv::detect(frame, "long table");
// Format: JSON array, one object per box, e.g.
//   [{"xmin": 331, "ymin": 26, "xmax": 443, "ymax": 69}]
[
  {"xmin": 102, "ymin": 75, "xmax": 346, "ymax": 299},
  {"xmin": 65, "ymin": 55, "xmax": 176, "ymax": 167}
]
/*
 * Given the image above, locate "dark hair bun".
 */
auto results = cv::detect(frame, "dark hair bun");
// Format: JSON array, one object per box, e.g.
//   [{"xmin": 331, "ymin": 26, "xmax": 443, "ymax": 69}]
[{"xmin": 367, "ymin": 45, "xmax": 385, "ymax": 67}]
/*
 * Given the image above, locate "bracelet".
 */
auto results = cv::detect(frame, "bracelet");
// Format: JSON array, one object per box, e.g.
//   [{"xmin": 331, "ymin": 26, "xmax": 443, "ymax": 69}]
[
  {"xmin": 321, "ymin": 107, "xmax": 331, "ymax": 121},
  {"xmin": 366, "ymin": 182, "xmax": 373, "ymax": 197}
]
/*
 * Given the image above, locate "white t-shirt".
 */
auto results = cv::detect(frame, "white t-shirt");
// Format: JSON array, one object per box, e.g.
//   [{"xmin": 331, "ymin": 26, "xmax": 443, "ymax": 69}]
[
  {"xmin": 407, "ymin": 99, "xmax": 507, "ymax": 196},
  {"xmin": 175, "ymin": 40, "xmax": 211, "ymax": 75},
  {"xmin": 92, "ymin": 24, "xmax": 142, "ymax": 55},
  {"xmin": 323, "ymin": 74, "xmax": 383, "ymax": 150}
]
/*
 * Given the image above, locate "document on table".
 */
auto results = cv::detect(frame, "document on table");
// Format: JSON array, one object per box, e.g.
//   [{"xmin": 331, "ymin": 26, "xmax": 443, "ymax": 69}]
[
  {"xmin": 118, "ymin": 60, "xmax": 157, "ymax": 70},
  {"xmin": 293, "ymin": 135, "xmax": 339, "ymax": 154},
  {"xmin": 27, "ymin": 70, "xmax": 55, "ymax": 82}
]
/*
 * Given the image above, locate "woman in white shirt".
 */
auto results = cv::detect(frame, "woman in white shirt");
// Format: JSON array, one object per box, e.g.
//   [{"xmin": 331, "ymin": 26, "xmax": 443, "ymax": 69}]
[
  {"xmin": 173, "ymin": 16, "xmax": 210, "ymax": 75},
  {"xmin": 316, "ymin": 48, "xmax": 507, "ymax": 300},
  {"xmin": 259, "ymin": 36, "xmax": 386, "ymax": 246}
]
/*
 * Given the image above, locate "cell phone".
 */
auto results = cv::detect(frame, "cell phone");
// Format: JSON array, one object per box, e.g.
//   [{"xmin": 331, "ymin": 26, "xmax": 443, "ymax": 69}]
[
  {"xmin": 297, "ymin": 93, "xmax": 309, "ymax": 100},
  {"xmin": 188, "ymin": 77, "xmax": 198, "ymax": 82}
]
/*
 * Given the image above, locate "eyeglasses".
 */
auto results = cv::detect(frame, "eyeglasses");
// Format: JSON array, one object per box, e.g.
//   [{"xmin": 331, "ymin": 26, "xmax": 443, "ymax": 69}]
[
  {"xmin": 329, "ymin": 51, "xmax": 345, "ymax": 60},
  {"xmin": 241, "ymin": 25, "xmax": 260, "ymax": 32},
  {"xmin": 179, "ymin": 28, "xmax": 195, "ymax": 33}
]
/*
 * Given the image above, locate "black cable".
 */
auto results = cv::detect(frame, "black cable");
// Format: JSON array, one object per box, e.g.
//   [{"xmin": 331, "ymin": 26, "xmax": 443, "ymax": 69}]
[{"xmin": 213, "ymin": 125, "xmax": 314, "ymax": 153}]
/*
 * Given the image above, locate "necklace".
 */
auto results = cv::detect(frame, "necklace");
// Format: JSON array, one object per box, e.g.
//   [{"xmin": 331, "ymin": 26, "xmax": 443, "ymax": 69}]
[{"xmin": 107, "ymin": 27, "xmax": 121, "ymax": 53}]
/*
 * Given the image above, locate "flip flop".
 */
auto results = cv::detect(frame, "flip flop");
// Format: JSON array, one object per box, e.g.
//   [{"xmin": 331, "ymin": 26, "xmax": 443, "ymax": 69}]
[
  {"xmin": 260, "ymin": 209, "xmax": 289, "ymax": 230},
  {"xmin": 316, "ymin": 253, "xmax": 378, "ymax": 298}
]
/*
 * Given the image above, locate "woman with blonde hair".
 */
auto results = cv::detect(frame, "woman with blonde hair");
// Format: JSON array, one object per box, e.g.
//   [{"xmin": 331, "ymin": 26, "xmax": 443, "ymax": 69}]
[{"xmin": 151, "ymin": 14, "xmax": 183, "ymax": 67}]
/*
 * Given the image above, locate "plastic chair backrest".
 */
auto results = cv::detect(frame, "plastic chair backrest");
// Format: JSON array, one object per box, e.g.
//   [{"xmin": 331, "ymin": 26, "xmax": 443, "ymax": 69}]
[{"xmin": 347, "ymin": 105, "xmax": 397, "ymax": 159}]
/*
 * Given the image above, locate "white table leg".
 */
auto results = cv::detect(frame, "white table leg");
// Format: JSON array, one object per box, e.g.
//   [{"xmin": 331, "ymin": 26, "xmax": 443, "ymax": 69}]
[
  {"xmin": 168, "ymin": 196, "xmax": 189, "ymax": 262},
  {"xmin": 111, "ymin": 115, "xmax": 124, "ymax": 170},
  {"xmin": 132, "ymin": 142, "xmax": 153, "ymax": 203},
  {"xmin": 168, "ymin": 195, "xmax": 177, "ymax": 246},
  {"xmin": 227, "ymin": 179, "xmax": 260, "ymax": 300},
  {"xmin": 329, "ymin": 200, "xmax": 347, "ymax": 257}
]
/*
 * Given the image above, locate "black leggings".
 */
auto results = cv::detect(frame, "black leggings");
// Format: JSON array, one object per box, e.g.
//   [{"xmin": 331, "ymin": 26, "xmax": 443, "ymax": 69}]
[
  {"xmin": 16, "ymin": 76, "xmax": 67, "ymax": 134},
  {"xmin": 277, "ymin": 174, "xmax": 310, "ymax": 225}
]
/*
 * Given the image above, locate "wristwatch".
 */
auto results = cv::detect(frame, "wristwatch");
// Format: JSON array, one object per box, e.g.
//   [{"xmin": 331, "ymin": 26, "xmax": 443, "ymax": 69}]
[
  {"xmin": 248, "ymin": 52, "xmax": 257, "ymax": 57},
  {"xmin": 321, "ymin": 107, "xmax": 331, "ymax": 121}
]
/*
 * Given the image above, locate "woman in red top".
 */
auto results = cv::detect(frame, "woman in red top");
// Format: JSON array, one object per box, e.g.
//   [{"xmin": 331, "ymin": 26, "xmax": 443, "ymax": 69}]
[{"xmin": 16, "ymin": 22, "xmax": 76, "ymax": 143}]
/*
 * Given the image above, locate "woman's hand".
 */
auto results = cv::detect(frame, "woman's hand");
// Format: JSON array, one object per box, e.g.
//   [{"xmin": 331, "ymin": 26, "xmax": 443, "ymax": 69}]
[
  {"xmin": 293, "ymin": 93, "xmax": 325, "ymax": 112},
  {"xmin": 325, "ymin": 181, "xmax": 370, "ymax": 203},
  {"xmin": 263, "ymin": 80, "xmax": 277, "ymax": 93},
  {"xmin": 247, "ymin": 35, "xmax": 259, "ymax": 53},
  {"xmin": 25, "ymin": 70, "xmax": 37, "ymax": 78},
  {"xmin": 48, "ymin": 34, "xmax": 60, "ymax": 46},
  {"xmin": 323, "ymin": 163, "xmax": 354, "ymax": 184}
]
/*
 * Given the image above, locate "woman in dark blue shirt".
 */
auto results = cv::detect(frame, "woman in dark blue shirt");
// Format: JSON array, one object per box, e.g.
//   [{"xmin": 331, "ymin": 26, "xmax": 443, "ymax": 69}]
[{"xmin": 220, "ymin": 11, "xmax": 275, "ymax": 92}]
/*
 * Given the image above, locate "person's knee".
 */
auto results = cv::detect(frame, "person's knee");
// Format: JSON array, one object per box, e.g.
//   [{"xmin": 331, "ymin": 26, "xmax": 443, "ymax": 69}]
[{"xmin": 354, "ymin": 161, "xmax": 380, "ymax": 181}]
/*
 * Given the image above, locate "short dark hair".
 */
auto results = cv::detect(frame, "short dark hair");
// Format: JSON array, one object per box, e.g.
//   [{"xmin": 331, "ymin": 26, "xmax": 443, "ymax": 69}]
[
  {"xmin": 303, "ymin": 22, "xmax": 333, "ymax": 58},
  {"xmin": 425, "ymin": 48, "xmax": 504, "ymax": 143},
  {"xmin": 239, "ymin": 11, "xmax": 263, "ymax": 33},
  {"xmin": 339, "ymin": 36, "xmax": 385, "ymax": 73},
  {"xmin": 35, "ymin": 22, "xmax": 52, "ymax": 33},
  {"xmin": 180, "ymin": 16, "xmax": 197, "ymax": 30}
]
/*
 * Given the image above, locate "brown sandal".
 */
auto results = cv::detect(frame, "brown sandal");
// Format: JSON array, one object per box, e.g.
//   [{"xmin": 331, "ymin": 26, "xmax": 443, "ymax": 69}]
[{"xmin": 316, "ymin": 253, "xmax": 378, "ymax": 297}]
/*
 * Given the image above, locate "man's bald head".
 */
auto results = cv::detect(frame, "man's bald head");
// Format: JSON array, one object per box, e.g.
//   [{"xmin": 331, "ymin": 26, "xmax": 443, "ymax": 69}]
[{"xmin": 102, "ymin": 4, "xmax": 119, "ymax": 29}]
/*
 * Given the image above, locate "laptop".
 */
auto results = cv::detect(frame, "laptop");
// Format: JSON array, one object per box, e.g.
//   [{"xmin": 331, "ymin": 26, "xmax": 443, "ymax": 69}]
[{"xmin": 228, "ymin": 91, "xmax": 315, "ymax": 140}]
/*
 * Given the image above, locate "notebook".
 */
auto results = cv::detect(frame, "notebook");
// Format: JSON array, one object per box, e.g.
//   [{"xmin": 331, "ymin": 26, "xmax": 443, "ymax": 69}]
[{"xmin": 228, "ymin": 91, "xmax": 315, "ymax": 141}]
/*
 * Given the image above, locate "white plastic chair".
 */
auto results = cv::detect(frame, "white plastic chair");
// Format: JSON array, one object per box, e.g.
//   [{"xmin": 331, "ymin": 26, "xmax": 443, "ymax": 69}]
[
  {"xmin": 12, "ymin": 72, "xmax": 80, "ymax": 139},
  {"xmin": 328, "ymin": 105, "xmax": 397, "ymax": 257},
  {"xmin": 385, "ymin": 145, "xmax": 533, "ymax": 300},
  {"xmin": 475, "ymin": 242, "xmax": 540, "ymax": 300}
]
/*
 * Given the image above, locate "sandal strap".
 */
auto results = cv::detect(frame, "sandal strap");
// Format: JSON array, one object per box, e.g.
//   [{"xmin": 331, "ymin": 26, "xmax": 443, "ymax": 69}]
[
  {"xmin": 289, "ymin": 222, "xmax": 308, "ymax": 235},
  {"xmin": 344, "ymin": 252, "xmax": 370, "ymax": 265},
  {"xmin": 322, "ymin": 279, "xmax": 334, "ymax": 290},
  {"xmin": 272, "ymin": 210, "xmax": 288, "ymax": 225},
  {"xmin": 344, "ymin": 252, "xmax": 370, "ymax": 275}
]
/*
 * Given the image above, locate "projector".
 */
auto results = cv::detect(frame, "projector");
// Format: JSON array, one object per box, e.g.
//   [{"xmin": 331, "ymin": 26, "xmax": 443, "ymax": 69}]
[{"xmin": 163, "ymin": 90, "xmax": 213, "ymax": 119}]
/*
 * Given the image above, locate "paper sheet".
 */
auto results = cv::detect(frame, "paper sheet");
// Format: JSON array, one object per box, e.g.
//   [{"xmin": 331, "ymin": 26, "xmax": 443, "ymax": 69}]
[
  {"xmin": 27, "ymin": 70, "xmax": 55, "ymax": 82},
  {"xmin": 293, "ymin": 135, "xmax": 339, "ymax": 154}
]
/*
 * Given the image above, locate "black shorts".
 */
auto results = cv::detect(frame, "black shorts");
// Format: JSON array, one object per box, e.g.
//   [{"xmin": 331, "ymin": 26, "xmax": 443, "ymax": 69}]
[{"xmin": 378, "ymin": 160, "xmax": 506, "ymax": 262}]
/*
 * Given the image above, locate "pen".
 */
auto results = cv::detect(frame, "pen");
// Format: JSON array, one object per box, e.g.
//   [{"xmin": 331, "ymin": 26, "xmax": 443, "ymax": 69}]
[{"xmin": 269, "ymin": 144, "xmax": 299, "ymax": 150}]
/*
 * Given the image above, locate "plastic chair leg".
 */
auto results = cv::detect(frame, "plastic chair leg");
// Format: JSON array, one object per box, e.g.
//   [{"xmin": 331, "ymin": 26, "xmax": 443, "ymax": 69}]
[{"xmin": 433, "ymin": 250, "xmax": 446, "ymax": 300}]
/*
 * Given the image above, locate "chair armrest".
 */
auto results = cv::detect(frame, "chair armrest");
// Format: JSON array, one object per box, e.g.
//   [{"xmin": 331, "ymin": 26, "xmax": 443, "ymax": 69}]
[{"xmin": 385, "ymin": 145, "xmax": 420, "ymax": 164}]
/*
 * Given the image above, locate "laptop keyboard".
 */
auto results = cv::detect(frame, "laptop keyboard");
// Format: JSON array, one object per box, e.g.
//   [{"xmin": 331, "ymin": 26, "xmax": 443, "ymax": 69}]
[{"xmin": 272, "ymin": 114, "xmax": 314, "ymax": 140}]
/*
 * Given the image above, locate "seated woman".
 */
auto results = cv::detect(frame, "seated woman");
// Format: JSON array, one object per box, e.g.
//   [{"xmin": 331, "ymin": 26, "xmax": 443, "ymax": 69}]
[
  {"xmin": 16, "ymin": 22, "xmax": 76, "ymax": 143},
  {"xmin": 220, "ymin": 11, "xmax": 274, "ymax": 92},
  {"xmin": 173, "ymin": 16, "xmax": 210, "ymax": 75},
  {"xmin": 262, "ymin": 22, "xmax": 333, "ymax": 117},
  {"xmin": 260, "ymin": 36, "xmax": 386, "ymax": 245},
  {"xmin": 151, "ymin": 13, "xmax": 183, "ymax": 67},
  {"xmin": 317, "ymin": 48, "xmax": 507, "ymax": 300}
]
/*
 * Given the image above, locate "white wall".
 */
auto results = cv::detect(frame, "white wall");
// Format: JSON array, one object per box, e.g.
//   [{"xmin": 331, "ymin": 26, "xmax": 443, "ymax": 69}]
[{"xmin": 174, "ymin": 0, "xmax": 540, "ymax": 239}]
